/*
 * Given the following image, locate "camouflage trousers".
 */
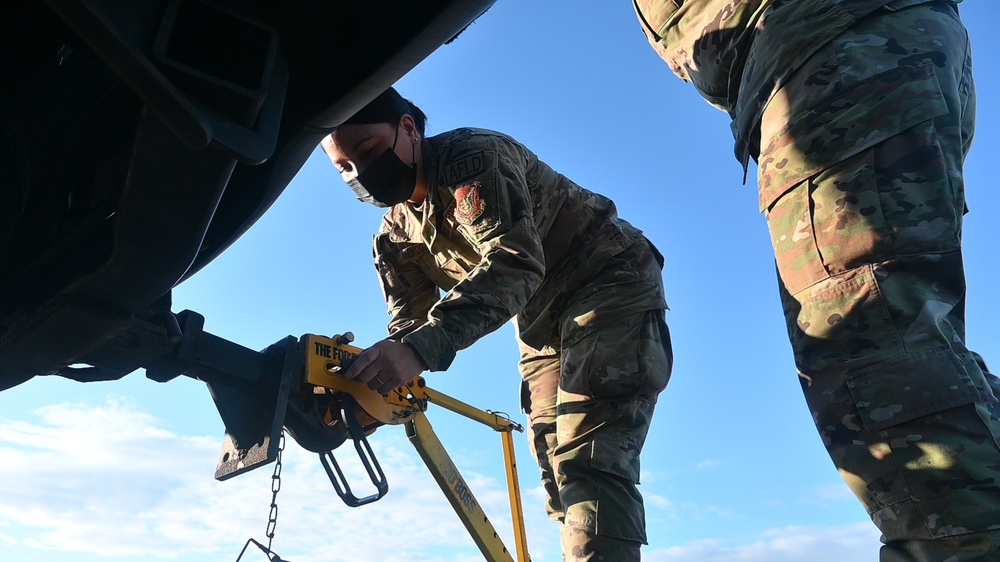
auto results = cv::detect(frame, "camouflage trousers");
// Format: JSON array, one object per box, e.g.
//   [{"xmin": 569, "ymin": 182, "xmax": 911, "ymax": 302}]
[
  {"xmin": 515, "ymin": 238, "xmax": 671, "ymax": 561},
  {"xmin": 757, "ymin": 2, "xmax": 1000, "ymax": 560}
]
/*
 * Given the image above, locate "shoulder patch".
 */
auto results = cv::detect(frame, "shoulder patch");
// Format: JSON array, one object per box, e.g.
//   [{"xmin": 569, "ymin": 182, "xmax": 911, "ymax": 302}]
[
  {"xmin": 444, "ymin": 150, "xmax": 485, "ymax": 185},
  {"xmin": 454, "ymin": 182, "xmax": 485, "ymax": 225}
]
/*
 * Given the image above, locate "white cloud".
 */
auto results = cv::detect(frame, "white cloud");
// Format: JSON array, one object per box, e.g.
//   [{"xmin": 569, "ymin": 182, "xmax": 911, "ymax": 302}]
[
  {"xmin": 0, "ymin": 398, "xmax": 560, "ymax": 561},
  {"xmin": 801, "ymin": 483, "xmax": 857, "ymax": 505},
  {"xmin": 647, "ymin": 493, "xmax": 675, "ymax": 510},
  {"xmin": 644, "ymin": 522, "xmax": 883, "ymax": 562},
  {"xmin": 0, "ymin": 399, "xmax": 882, "ymax": 562}
]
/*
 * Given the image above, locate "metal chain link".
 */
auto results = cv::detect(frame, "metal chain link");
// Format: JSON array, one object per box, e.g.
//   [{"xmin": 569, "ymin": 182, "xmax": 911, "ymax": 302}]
[
  {"xmin": 265, "ymin": 431, "xmax": 284, "ymax": 553},
  {"xmin": 234, "ymin": 431, "xmax": 286, "ymax": 562}
]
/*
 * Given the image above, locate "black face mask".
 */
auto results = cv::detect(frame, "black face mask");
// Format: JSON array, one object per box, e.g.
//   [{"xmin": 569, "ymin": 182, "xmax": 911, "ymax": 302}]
[{"xmin": 347, "ymin": 124, "xmax": 417, "ymax": 208}]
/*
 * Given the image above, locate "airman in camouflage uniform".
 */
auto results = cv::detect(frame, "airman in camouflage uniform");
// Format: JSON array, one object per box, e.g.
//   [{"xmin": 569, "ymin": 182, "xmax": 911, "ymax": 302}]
[
  {"xmin": 322, "ymin": 89, "xmax": 671, "ymax": 561},
  {"xmin": 634, "ymin": 0, "xmax": 1000, "ymax": 559}
]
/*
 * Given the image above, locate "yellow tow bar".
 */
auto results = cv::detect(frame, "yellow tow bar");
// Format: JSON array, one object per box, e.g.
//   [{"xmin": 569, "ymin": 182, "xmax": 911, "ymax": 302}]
[{"xmin": 300, "ymin": 333, "xmax": 531, "ymax": 562}]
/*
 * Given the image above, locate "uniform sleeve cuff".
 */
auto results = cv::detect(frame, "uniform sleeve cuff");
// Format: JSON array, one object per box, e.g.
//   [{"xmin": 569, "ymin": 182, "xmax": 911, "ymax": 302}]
[{"xmin": 401, "ymin": 323, "xmax": 456, "ymax": 372}]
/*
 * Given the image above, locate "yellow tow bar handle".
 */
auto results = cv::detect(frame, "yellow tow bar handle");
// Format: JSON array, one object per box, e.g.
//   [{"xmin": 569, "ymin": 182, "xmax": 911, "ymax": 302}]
[{"xmin": 298, "ymin": 333, "xmax": 531, "ymax": 561}]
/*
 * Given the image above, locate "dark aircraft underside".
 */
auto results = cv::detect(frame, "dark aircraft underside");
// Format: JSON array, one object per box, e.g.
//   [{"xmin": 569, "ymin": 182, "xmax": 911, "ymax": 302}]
[{"xmin": 0, "ymin": 0, "xmax": 495, "ymax": 391}]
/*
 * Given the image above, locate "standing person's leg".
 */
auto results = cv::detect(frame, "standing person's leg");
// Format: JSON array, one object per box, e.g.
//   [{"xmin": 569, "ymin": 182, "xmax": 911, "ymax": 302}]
[
  {"xmin": 555, "ymin": 308, "xmax": 669, "ymax": 561},
  {"xmin": 517, "ymin": 312, "xmax": 670, "ymax": 562},
  {"xmin": 517, "ymin": 338, "xmax": 563, "ymax": 524},
  {"xmin": 560, "ymin": 239, "xmax": 671, "ymax": 561},
  {"xmin": 758, "ymin": 3, "xmax": 1000, "ymax": 559},
  {"xmin": 517, "ymin": 239, "xmax": 671, "ymax": 561}
]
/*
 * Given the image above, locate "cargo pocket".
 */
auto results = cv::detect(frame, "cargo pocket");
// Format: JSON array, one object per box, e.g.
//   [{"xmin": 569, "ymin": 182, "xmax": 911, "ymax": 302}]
[
  {"xmin": 841, "ymin": 347, "xmax": 1000, "ymax": 539},
  {"xmin": 762, "ymin": 61, "xmax": 957, "ymax": 296},
  {"xmin": 759, "ymin": 61, "xmax": 949, "ymax": 215},
  {"xmin": 595, "ymin": 484, "xmax": 647, "ymax": 543},
  {"xmin": 846, "ymin": 347, "xmax": 994, "ymax": 432},
  {"xmin": 590, "ymin": 400, "xmax": 654, "ymax": 543},
  {"xmin": 560, "ymin": 311, "xmax": 669, "ymax": 400},
  {"xmin": 590, "ymin": 405, "xmax": 647, "ymax": 484}
]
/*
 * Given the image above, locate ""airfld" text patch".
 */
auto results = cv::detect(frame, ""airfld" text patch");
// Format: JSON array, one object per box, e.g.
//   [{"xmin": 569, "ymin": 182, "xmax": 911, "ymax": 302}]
[{"xmin": 444, "ymin": 151, "xmax": 485, "ymax": 185}]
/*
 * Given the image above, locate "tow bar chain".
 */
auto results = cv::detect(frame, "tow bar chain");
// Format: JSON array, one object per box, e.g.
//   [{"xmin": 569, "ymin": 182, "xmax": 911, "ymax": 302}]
[{"xmin": 235, "ymin": 432, "xmax": 287, "ymax": 561}]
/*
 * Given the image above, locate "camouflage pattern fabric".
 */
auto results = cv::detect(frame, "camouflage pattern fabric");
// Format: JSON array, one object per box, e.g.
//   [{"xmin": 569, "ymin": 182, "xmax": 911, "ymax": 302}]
[
  {"xmin": 638, "ymin": 0, "xmax": 1000, "ymax": 560},
  {"xmin": 372, "ymin": 128, "xmax": 671, "ymax": 558},
  {"xmin": 633, "ymin": 0, "xmax": 963, "ymax": 168},
  {"xmin": 764, "ymin": 4, "xmax": 1000, "ymax": 559},
  {"xmin": 373, "ymin": 128, "xmax": 664, "ymax": 369},
  {"xmin": 516, "ymin": 239, "xmax": 671, "ymax": 561},
  {"xmin": 632, "ymin": 0, "xmax": 771, "ymax": 112}
]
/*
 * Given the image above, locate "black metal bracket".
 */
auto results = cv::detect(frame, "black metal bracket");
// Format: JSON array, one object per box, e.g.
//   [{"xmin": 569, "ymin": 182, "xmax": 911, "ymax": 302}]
[
  {"xmin": 141, "ymin": 309, "xmax": 300, "ymax": 480},
  {"xmin": 212, "ymin": 335, "xmax": 299, "ymax": 481},
  {"xmin": 318, "ymin": 396, "xmax": 388, "ymax": 507}
]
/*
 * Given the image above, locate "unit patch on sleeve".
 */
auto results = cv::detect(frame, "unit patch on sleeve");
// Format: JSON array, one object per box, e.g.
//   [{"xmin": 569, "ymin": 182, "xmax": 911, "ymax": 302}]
[
  {"xmin": 454, "ymin": 182, "xmax": 485, "ymax": 225},
  {"xmin": 444, "ymin": 150, "xmax": 485, "ymax": 185}
]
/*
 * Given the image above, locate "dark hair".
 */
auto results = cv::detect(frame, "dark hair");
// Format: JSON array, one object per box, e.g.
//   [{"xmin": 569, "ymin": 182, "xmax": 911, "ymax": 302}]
[{"xmin": 339, "ymin": 87, "xmax": 427, "ymax": 135}]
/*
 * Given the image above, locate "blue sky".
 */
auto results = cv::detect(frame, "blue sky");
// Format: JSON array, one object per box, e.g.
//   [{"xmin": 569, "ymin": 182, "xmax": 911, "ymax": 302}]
[{"xmin": 2, "ymin": 2, "xmax": 998, "ymax": 561}]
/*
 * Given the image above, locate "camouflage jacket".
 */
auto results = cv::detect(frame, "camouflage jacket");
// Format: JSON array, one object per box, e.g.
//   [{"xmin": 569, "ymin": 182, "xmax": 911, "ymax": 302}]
[
  {"xmin": 633, "ymin": 0, "xmax": 962, "ymax": 168},
  {"xmin": 372, "ymin": 128, "xmax": 649, "ymax": 372}
]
